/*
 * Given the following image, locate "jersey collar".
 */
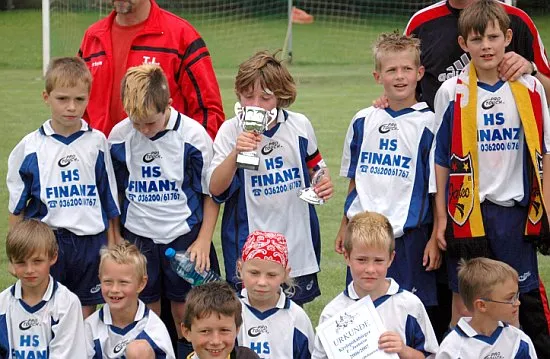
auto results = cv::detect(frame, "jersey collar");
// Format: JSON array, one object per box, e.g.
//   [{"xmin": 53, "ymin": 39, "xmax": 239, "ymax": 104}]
[
  {"xmin": 100, "ymin": 299, "xmax": 148, "ymax": 332},
  {"xmin": 344, "ymin": 278, "xmax": 400, "ymax": 304},
  {"xmin": 240, "ymin": 288, "xmax": 289, "ymax": 309},
  {"xmin": 455, "ymin": 317, "xmax": 506, "ymax": 344},
  {"xmin": 148, "ymin": 107, "xmax": 182, "ymax": 141},
  {"xmin": 384, "ymin": 102, "xmax": 431, "ymax": 118},
  {"xmin": 40, "ymin": 119, "xmax": 91, "ymax": 136},
  {"xmin": 12, "ymin": 275, "xmax": 58, "ymax": 313}
]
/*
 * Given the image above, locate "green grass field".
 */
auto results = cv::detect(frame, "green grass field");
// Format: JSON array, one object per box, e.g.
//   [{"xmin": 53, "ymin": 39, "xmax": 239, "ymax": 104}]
[{"xmin": 0, "ymin": 8, "xmax": 549, "ymax": 327}]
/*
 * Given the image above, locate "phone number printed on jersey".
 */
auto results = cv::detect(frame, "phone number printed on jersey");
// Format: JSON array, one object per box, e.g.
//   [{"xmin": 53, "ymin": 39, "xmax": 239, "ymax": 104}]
[
  {"xmin": 131, "ymin": 192, "xmax": 180, "ymax": 203},
  {"xmin": 48, "ymin": 197, "xmax": 97, "ymax": 209},
  {"xmin": 360, "ymin": 165, "xmax": 409, "ymax": 178},
  {"xmin": 480, "ymin": 141, "xmax": 519, "ymax": 152}
]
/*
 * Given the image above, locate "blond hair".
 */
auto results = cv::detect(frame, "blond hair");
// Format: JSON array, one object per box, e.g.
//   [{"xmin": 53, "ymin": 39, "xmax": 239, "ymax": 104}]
[
  {"xmin": 44, "ymin": 57, "xmax": 92, "ymax": 94},
  {"xmin": 121, "ymin": 64, "xmax": 170, "ymax": 123},
  {"xmin": 235, "ymin": 50, "xmax": 296, "ymax": 108},
  {"xmin": 6, "ymin": 219, "xmax": 58, "ymax": 262},
  {"xmin": 373, "ymin": 32, "xmax": 421, "ymax": 71},
  {"xmin": 99, "ymin": 241, "xmax": 147, "ymax": 281},
  {"xmin": 344, "ymin": 211, "xmax": 395, "ymax": 254},
  {"xmin": 458, "ymin": 257, "xmax": 518, "ymax": 311},
  {"xmin": 458, "ymin": 0, "xmax": 510, "ymax": 41}
]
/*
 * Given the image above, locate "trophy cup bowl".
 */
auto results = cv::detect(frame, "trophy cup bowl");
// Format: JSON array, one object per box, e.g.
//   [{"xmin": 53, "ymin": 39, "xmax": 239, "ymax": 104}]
[
  {"xmin": 235, "ymin": 102, "xmax": 277, "ymax": 170},
  {"xmin": 298, "ymin": 168, "xmax": 327, "ymax": 205}
]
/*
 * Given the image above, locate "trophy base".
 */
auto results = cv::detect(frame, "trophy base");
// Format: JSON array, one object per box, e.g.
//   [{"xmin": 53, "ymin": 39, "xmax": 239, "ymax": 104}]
[
  {"xmin": 298, "ymin": 187, "xmax": 325, "ymax": 205},
  {"xmin": 236, "ymin": 153, "xmax": 260, "ymax": 171}
]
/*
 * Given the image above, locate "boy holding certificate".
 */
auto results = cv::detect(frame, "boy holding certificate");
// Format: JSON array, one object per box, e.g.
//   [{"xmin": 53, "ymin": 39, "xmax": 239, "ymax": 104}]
[{"xmin": 312, "ymin": 211, "xmax": 438, "ymax": 359}]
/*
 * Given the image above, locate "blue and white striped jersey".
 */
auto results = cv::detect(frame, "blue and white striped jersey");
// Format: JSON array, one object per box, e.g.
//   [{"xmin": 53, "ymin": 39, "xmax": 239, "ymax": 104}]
[
  {"xmin": 312, "ymin": 279, "xmax": 439, "ymax": 359},
  {"xmin": 237, "ymin": 289, "xmax": 314, "ymax": 359},
  {"xmin": 340, "ymin": 103, "xmax": 435, "ymax": 237},
  {"xmin": 85, "ymin": 300, "xmax": 175, "ymax": 359},
  {"xmin": 7, "ymin": 120, "xmax": 120, "ymax": 235},
  {"xmin": 210, "ymin": 110, "xmax": 323, "ymax": 280},
  {"xmin": 436, "ymin": 317, "xmax": 537, "ymax": 359},
  {"xmin": 0, "ymin": 276, "xmax": 87, "ymax": 358},
  {"xmin": 109, "ymin": 108, "xmax": 212, "ymax": 243}
]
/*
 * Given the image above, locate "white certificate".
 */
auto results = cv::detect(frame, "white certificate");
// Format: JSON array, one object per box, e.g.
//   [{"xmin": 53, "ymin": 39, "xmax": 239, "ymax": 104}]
[{"xmin": 316, "ymin": 295, "xmax": 398, "ymax": 359}]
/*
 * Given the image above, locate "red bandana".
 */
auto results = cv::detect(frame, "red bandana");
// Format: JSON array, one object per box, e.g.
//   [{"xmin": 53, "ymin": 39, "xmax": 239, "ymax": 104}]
[{"xmin": 241, "ymin": 231, "xmax": 288, "ymax": 268}]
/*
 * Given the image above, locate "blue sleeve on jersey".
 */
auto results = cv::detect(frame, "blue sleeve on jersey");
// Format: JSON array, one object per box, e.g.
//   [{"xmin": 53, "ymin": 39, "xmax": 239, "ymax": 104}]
[
  {"xmin": 212, "ymin": 175, "xmax": 241, "ymax": 204},
  {"xmin": 293, "ymin": 328, "xmax": 312, "ymax": 359},
  {"xmin": 184, "ymin": 143, "xmax": 205, "ymax": 194},
  {"xmin": 344, "ymin": 188, "xmax": 358, "ymax": 217},
  {"xmin": 135, "ymin": 331, "xmax": 167, "ymax": 358},
  {"xmin": 92, "ymin": 339, "xmax": 102, "ymax": 359},
  {"xmin": 110, "ymin": 143, "xmax": 128, "ymax": 193},
  {"xmin": 12, "ymin": 153, "xmax": 39, "ymax": 215},
  {"xmin": 514, "ymin": 340, "xmax": 533, "ymax": 359},
  {"xmin": 435, "ymin": 103, "xmax": 454, "ymax": 168},
  {"xmin": 95, "ymin": 150, "xmax": 120, "ymax": 220},
  {"xmin": 0, "ymin": 314, "xmax": 9, "ymax": 359},
  {"xmin": 347, "ymin": 117, "xmax": 366, "ymax": 179},
  {"xmin": 404, "ymin": 315, "xmax": 429, "ymax": 356}
]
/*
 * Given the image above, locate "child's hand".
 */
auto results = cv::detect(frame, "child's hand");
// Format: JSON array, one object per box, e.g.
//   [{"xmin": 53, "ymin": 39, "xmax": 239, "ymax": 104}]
[
  {"xmin": 423, "ymin": 234, "xmax": 442, "ymax": 271},
  {"xmin": 314, "ymin": 170, "xmax": 334, "ymax": 201},
  {"xmin": 435, "ymin": 217, "xmax": 447, "ymax": 251},
  {"xmin": 187, "ymin": 238, "xmax": 211, "ymax": 273},
  {"xmin": 372, "ymin": 94, "xmax": 389, "ymax": 109},
  {"xmin": 235, "ymin": 131, "xmax": 261, "ymax": 152},
  {"xmin": 378, "ymin": 331, "xmax": 405, "ymax": 355}
]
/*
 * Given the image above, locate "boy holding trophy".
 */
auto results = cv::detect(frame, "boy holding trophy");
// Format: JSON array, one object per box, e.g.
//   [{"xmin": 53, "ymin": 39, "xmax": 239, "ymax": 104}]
[{"xmin": 209, "ymin": 50, "xmax": 333, "ymax": 305}]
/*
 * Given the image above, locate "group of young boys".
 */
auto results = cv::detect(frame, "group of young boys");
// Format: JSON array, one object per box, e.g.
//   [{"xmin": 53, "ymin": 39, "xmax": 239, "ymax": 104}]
[{"xmin": 2, "ymin": 0, "xmax": 549, "ymax": 358}]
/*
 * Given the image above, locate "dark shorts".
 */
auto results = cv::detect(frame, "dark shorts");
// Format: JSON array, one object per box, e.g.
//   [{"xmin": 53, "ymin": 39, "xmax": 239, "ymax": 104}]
[
  {"xmin": 50, "ymin": 229, "xmax": 106, "ymax": 306},
  {"xmin": 123, "ymin": 226, "xmax": 220, "ymax": 303},
  {"xmin": 345, "ymin": 225, "xmax": 437, "ymax": 306},
  {"xmin": 447, "ymin": 202, "xmax": 539, "ymax": 293},
  {"xmin": 284, "ymin": 273, "xmax": 320, "ymax": 305}
]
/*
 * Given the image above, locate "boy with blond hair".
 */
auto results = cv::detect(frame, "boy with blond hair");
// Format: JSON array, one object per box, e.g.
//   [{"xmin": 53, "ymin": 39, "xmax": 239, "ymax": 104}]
[
  {"xmin": 0, "ymin": 219, "xmax": 86, "ymax": 358},
  {"xmin": 85, "ymin": 242, "xmax": 175, "ymax": 358},
  {"xmin": 313, "ymin": 211, "xmax": 438, "ymax": 359},
  {"xmin": 181, "ymin": 281, "xmax": 259, "ymax": 359},
  {"xmin": 433, "ymin": 1, "xmax": 550, "ymax": 353},
  {"xmin": 6, "ymin": 57, "xmax": 120, "ymax": 318},
  {"xmin": 337, "ymin": 32, "xmax": 440, "ymax": 308},
  {"xmin": 436, "ymin": 258, "xmax": 537, "ymax": 358},
  {"xmin": 108, "ymin": 64, "xmax": 220, "ymax": 342}
]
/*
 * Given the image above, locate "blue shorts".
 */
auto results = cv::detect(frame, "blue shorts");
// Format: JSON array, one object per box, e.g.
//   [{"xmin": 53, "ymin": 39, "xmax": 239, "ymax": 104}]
[
  {"xmin": 447, "ymin": 202, "xmax": 539, "ymax": 293},
  {"xmin": 50, "ymin": 229, "xmax": 106, "ymax": 306},
  {"xmin": 123, "ymin": 226, "xmax": 221, "ymax": 303},
  {"xmin": 346, "ymin": 225, "xmax": 437, "ymax": 306}
]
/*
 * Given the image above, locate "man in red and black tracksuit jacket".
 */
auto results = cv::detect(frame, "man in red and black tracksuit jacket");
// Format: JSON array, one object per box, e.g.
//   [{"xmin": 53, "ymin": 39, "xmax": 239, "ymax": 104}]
[
  {"xmin": 78, "ymin": 0, "xmax": 224, "ymax": 139},
  {"xmin": 406, "ymin": 1, "xmax": 550, "ymax": 356}
]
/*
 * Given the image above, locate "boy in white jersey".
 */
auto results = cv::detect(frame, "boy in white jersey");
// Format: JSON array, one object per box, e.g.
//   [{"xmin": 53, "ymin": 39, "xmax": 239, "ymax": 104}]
[
  {"xmin": 209, "ymin": 51, "xmax": 334, "ymax": 305},
  {"xmin": 108, "ymin": 64, "xmax": 220, "ymax": 344},
  {"xmin": 85, "ymin": 241, "xmax": 175, "ymax": 358},
  {"xmin": 182, "ymin": 282, "xmax": 260, "ymax": 359},
  {"xmin": 337, "ymin": 32, "xmax": 440, "ymax": 308},
  {"xmin": 6, "ymin": 57, "xmax": 120, "ymax": 318},
  {"xmin": 0, "ymin": 219, "xmax": 86, "ymax": 358},
  {"xmin": 312, "ymin": 211, "xmax": 438, "ymax": 359},
  {"xmin": 436, "ymin": 258, "xmax": 537, "ymax": 358},
  {"xmin": 433, "ymin": 0, "xmax": 550, "ymax": 345}
]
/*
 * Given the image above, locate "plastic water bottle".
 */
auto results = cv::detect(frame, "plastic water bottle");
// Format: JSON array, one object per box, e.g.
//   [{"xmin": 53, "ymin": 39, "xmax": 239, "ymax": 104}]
[{"xmin": 164, "ymin": 248, "xmax": 221, "ymax": 286}]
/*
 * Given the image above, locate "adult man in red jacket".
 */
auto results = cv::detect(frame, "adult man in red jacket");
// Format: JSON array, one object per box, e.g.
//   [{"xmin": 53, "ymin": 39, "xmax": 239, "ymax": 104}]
[{"xmin": 79, "ymin": 0, "xmax": 224, "ymax": 138}]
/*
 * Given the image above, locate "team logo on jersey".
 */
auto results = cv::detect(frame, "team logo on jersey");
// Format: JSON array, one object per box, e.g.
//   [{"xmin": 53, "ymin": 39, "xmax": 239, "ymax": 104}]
[
  {"xmin": 438, "ymin": 53, "xmax": 469, "ymax": 83},
  {"xmin": 90, "ymin": 284, "xmax": 101, "ymax": 294},
  {"xmin": 58, "ymin": 154, "xmax": 79, "ymax": 167},
  {"xmin": 481, "ymin": 96, "xmax": 503, "ymax": 110},
  {"xmin": 19, "ymin": 318, "xmax": 40, "ymax": 330},
  {"xmin": 483, "ymin": 353, "xmax": 504, "ymax": 359},
  {"xmin": 378, "ymin": 123, "xmax": 398, "ymax": 134},
  {"xmin": 448, "ymin": 154, "xmax": 474, "ymax": 226},
  {"xmin": 114, "ymin": 339, "xmax": 130, "ymax": 354},
  {"xmin": 248, "ymin": 325, "xmax": 269, "ymax": 337},
  {"xmin": 143, "ymin": 151, "xmax": 162, "ymax": 163},
  {"xmin": 261, "ymin": 140, "xmax": 281, "ymax": 155}
]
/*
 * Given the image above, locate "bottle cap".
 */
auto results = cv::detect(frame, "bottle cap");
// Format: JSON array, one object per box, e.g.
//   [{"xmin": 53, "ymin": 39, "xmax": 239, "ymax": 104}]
[{"xmin": 165, "ymin": 248, "xmax": 176, "ymax": 259}]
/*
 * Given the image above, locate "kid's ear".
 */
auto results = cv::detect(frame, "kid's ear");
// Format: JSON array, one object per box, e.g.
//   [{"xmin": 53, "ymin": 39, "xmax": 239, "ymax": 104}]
[
  {"xmin": 473, "ymin": 298, "xmax": 487, "ymax": 313},
  {"xmin": 49, "ymin": 252, "xmax": 58, "ymax": 267},
  {"xmin": 458, "ymin": 36, "xmax": 468, "ymax": 53},
  {"xmin": 388, "ymin": 250, "xmax": 396, "ymax": 267},
  {"xmin": 417, "ymin": 65, "xmax": 425, "ymax": 81},
  {"xmin": 42, "ymin": 90, "xmax": 49, "ymax": 104},
  {"xmin": 181, "ymin": 324, "xmax": 191, "ymax": 342},
  {"xmin": 504, "ymin": 29, "xmax": 513, "ymax": 46},
  {"xmin": 137, "ymin": 276, "xmax": 148, "ymax": 294},
  {"xmin": 372, "ymin": 71, "xmax": 381, "ymax": 84}
]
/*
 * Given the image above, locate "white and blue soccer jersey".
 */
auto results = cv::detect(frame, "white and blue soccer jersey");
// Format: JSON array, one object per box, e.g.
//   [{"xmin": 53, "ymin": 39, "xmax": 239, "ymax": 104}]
[
  {"xmin": 210, "ymin": 109, "xmax": 323, "ymax": 280},
  {"xmin": 85, "ymin": 300, "xmax": 175, "ymax": 359},
  {"xmin": 237, "ymin": 289, "xmax": 314, "ymax": 359},
  {"xmin": 340, "ymin": 103, "xmax": 435, "ymax": 237},
  {"xmin": 312, "ymin": 278, "xmax": 438, "ymax": 359},
  {"xmin": 434, "ymin": 75, "xmax": 550, "ymax": 206},
  {"xmin": 109, "ymin": 108, "xmax": 212, "ymax": 243},
  {"xmin": 7, "ymin": 120, "xmax": 120, "ymax": 235},
  {"xmin": 0, "ymin": 276, "xmax": 87, "ymax": 358},
  {"xmin": 436, "ymin": 317, "xmax": 537, "ymax": 359}
]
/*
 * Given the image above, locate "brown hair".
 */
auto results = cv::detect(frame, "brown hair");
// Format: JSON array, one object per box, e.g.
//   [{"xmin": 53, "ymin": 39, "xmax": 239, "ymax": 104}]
[
  {"xmin": 44, "ymin": 57, "xmax": 92, "ymax": 94},
  {"xmin": 99, "ymin": 241, "xmax": 148, "ymax": 281},
  {"xmin": 458, "ymin": 257, "xmax": 518, "ymax": 311},
  {"xmin": 6, "ymin": 219, "xmax": 58, "ymax": 262},
  {"xmin": 182, "ymin": 281, "xmax": 243, "ymax": 329},
  {"xmin": 373, "ymin": 32, "xmax": 421, "ymax": 71},
  {"xmin": 458, "ymin": 0, "xmax": 511, "ymax": 41},
  {"xmin": 235, "ymin": 50, "xmax": 296, "ymax": 108},
  {"xmin": 121, "ymin": 64, "xmax": 171, "ymax": 123},
  {"xmin": 343, "ymin": 211, "xmax": 395, "ymax": 254}
]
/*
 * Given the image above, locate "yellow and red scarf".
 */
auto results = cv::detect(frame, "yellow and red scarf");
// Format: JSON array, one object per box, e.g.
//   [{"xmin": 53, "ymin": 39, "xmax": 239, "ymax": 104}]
[{"xmin": 447, "ymin": 63, "xmax": 548, "ymax": 258}]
